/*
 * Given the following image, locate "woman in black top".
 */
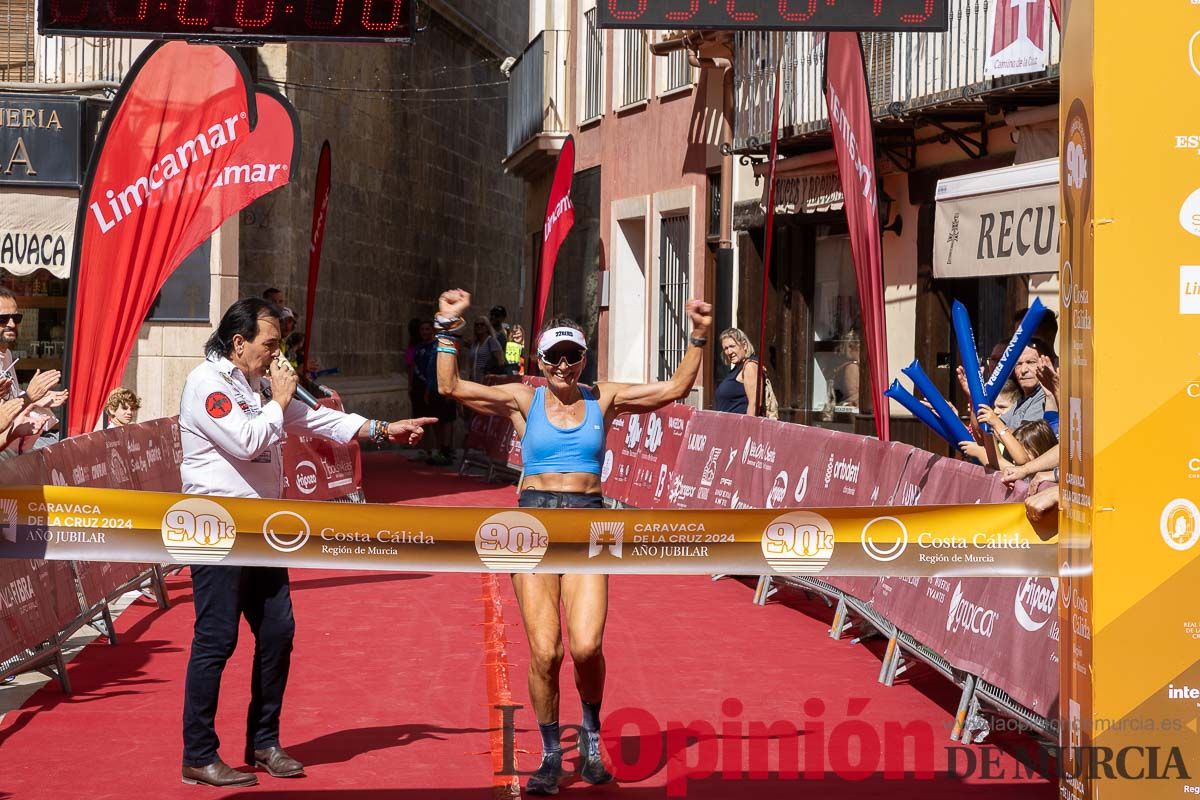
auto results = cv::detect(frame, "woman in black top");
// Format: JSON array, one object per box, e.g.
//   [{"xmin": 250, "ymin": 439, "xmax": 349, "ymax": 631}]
[{"xmin": 714, "ymin": 328, "xmax": 760, "ymax": 416}]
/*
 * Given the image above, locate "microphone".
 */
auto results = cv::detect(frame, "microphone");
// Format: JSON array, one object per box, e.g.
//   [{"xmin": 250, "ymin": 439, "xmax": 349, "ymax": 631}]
[{"xmin": 268, "ymin": 355, "xmax": 321, "ymax": 410}]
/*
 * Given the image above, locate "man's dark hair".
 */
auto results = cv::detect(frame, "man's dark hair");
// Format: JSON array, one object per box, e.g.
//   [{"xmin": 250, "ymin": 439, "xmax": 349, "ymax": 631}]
[
  {"xmin": 0, "ymin": 287, "xmax": 15, "ymax": 303},
  {"xmin": 205, "ymin": 298, "xmax": 282, "ymax": 358},
  {"xmin": 263, "ymin": 287, "xmax": 282, "ymax": 300}
]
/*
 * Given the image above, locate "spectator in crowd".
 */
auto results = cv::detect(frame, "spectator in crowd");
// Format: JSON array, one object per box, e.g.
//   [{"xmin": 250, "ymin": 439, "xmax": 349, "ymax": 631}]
[
  {"xmin": 263, "ymin": 288, "xmax": 284, "ymax": 306},
  {"xmin": 104, "ymin": 387, "xmax": 141, "ymax": 428},
  {"xmin": 469, "ymin": 316, "xmax": 505, "ymax": 382},
  {"xmin": 831, "ymin": 331, "xmax": 861, "ymax": 410},
  {"xmin": 504, "ymin": 324, "xmax": 526, "ymax": 375},
  {"xmin": 1013, "ymin": 308, "xmax": 1059, "ymax": 366},
  {"xmin": 489, "ymin": 305, "xmax": 510, "ymax": 349},
  {"xmin": 1003, "ymin": 443, "xmax": 1060, "ymax": 488},
  {"xmin": 0, "ymin": 288, "xmax": 66, "ymax": 452},
  {"xmin": 999, "ymin": 340, "xmax": 1057, "ymax": 430},
  {"xmin": 715, "ymin": 328, "xmax": 760, "ymax": 416},
  {"xmin": 414, "ymin": 319, "xmax": 457, "ymax": 466},
  {"xmin": 277, "ymin": 308, "xmax": 297, "ymax": 362}
]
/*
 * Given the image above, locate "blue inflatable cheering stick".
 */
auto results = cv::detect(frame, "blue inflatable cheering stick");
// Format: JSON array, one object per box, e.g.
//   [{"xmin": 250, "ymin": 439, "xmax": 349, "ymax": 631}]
[{"xmin": 982, "ymin": 298, "xmax": 1048, "ymax": 405}]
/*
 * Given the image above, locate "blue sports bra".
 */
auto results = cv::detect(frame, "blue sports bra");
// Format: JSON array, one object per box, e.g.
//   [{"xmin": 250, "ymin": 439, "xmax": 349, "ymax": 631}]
[{"xmin": 521, "ymin": 386, "xmax": 605, "ymax": 476}]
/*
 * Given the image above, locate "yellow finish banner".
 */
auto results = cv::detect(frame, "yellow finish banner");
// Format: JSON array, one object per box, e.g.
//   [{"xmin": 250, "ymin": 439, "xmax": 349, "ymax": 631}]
[{"xmin": 0, "ymin": 486, "xmax": 1056, "ymax": 576}]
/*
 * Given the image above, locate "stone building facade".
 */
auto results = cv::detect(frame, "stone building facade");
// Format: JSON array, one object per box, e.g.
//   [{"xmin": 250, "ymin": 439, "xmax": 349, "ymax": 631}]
[{"xmin": 240, "ymin": 1, "xmax": 529, "ymax": 418}]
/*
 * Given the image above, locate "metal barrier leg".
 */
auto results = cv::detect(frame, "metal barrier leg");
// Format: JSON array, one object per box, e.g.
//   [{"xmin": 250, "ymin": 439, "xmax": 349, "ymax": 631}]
[
  {"xmin": 753, "ymin": 576, "xmax": 775, "ymax": 606},
  {"xmin": 149, "ymin": 565, "xmax": 170, "ymax": 610},
  {"xmin": 951, "ymin": 675, "xmax": 977, "ymax": 742},
  {"xmin": 95, "ymin": 603, "xmax": 117, "ymax": 645},
  {"xmin": 878, "ymin": 634, "xmax": 900, "ymax": 685},
  {"xmin": 830, "ymin": 597, "xmax": 848, "ymax": 640}
]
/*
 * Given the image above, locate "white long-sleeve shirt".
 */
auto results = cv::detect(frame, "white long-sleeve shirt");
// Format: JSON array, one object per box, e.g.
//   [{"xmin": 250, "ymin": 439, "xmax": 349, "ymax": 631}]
[{"xmin": 179, "ymin": 356, "xmax": 366, "ymax": 499}]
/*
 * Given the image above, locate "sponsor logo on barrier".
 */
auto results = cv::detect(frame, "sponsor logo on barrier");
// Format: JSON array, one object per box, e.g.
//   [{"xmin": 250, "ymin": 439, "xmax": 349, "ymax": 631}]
[
  {"xmin": 1061, "ymin": 260, "xmax": 1073, "ymax": 308},
  {"xmin": 946, "ymin": 582, "xmax": 998, "ymax": 638},
  {"xmin": 49, "ymin": 469, "xmax": 66, "ymax": 487},
  {"xmin": 668, "ymin": 473, "xmax": 697, "ymax": 505},
  {"xmin": 1182, "ymin": 267, "xmax": 1200, "ymax": 314},
  {"xmin": 1014, "ymin": 577, "xmax": 1057, "ymax": 632},
  {"xmin": 109, "ymin": 450, "xmax": 130, "ymax": 486},
  {"xmin": 655, "ymin": 464, "xmax": 669, "ymax": 500},
  {"xmin": 861, "ymin": 516, "xmax": 908, "ymax": 562},
  {"xmin": 686, "ymin": 433, "xmax": 707, "ymax": 452},
  {"xmin": 740, "ymin": 437, "xmax": 776, "ymax": 470},
  {"xmin": 1060, "ymin": 562, "xmax": 1073, "ymax": 609},
  {"xmin": 761, "ymin": 511, "xmax": 835, "ymax": 575},
  {"xmin": 1191, "ymin": 31, "xmax": 1200, "ymax": 78},
  {"xmin": 1189, "ymin": 382, "xmax": 1200, "ymax": 398},
  {"xmin": 263, "ymin": 511, "xmax": 311, "ymax": 553},
  {"xmin": 766, "ymin": 471, "xmax": 789, "ymax": 510},
  {"xmin": 1161, "ymin": 498, "xmax": 1200, "ymax": 551},
  {"xmin": 644, "ymin": 414, "xmax": 664, "ymax": 454},
  {"xmin": 624, "ymin": 416, "xmax": 642, "ymax": 450},
  {"xmin": 294, "ymin": 460, "xmax": 319, "ymax": 496},
  {"xmin": 475, "ymin": 511, "xmax": 549, "ymax": 571},
  {"xmin": 0, "ymin": 573, "xmax": 34, "ymax": 611},
  {"xmin": 700, "ymin": 447, "xmax": 721, "ymax": 488},
  {"xmin": 601, "ymin": 450, "xmax": 613, "ymax": 483},
  {"xmin": 794, "ymin": 466, "xmax": 809, "ymax": 503},
  {"xmin": 823, "ymin": 454, "xmax": 861, "ymax": 493},
  {"xmin": 161, "ymin": 498, "xmax": 237, "ymax": 563},
  {"xmin": 589, "ymin": 521, "xmax": 624, "ymax": 558}
]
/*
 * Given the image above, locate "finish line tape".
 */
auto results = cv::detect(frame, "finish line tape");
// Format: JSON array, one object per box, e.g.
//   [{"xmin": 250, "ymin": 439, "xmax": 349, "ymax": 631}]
[{"xmin": 0, "ymin": 486, "xmax": 1057, "ymax": 577}]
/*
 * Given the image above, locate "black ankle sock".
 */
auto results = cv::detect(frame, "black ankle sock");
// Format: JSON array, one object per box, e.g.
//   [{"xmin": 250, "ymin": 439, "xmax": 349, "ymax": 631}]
[
  {"xmin": 538, "ymin": 722, "xmax": 562, "ymax": 755},
  {"xmin": 581, "ymin": 701, "xmax": 602, "ymax": 733}
]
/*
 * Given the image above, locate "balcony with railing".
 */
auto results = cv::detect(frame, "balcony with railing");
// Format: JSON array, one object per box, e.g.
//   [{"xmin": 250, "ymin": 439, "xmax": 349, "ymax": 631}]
[
  {"xmin": 0, "ymin": 0, "xmax": 142, "ymax": 89},
  {"xmin": 733, "ymin": 0, "xmax": 1061, "ymax": 151},
  {"xmin": 504, "ymin": 29, "xmax": 570, "ymax": 177}
]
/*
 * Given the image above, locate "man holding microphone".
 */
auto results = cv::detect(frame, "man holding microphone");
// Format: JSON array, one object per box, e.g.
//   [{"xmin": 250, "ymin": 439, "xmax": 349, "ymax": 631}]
[{"xmin": 178, "ymin": 298, "xmax": 434, "ymax": 788}]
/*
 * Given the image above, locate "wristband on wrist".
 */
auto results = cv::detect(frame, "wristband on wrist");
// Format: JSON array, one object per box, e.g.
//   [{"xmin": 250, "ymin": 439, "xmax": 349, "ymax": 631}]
[
  {"xmin": 437, "ymin": 346, "xmax": 457, "ymax": 355},
  {"xmin": 369, "ymin": 420, "xmax": 389, "ymax": 444},
  {"xmin": 689, "ymin": 335, "xmax": 708, "ymax": 347}
]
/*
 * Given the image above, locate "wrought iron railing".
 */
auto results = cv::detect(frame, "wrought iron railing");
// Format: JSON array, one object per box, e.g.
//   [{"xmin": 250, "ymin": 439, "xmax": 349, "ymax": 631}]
[
  {"xmin": 618, "ymin": 28, "xmax": 648, "ymax": 107},
  {"xmin": 734, "ymin": 0, "xmax": 1062, "ymax": 150},
  {"xmin": 505, "ymin": 29, "xmax": 570, "ymax": 157}
]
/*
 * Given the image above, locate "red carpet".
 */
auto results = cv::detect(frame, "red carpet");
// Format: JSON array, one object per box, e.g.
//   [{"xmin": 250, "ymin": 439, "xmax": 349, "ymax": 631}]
[{"xmin": 0, "ymin": 452, "xmax": 1053, "ymax": 798}]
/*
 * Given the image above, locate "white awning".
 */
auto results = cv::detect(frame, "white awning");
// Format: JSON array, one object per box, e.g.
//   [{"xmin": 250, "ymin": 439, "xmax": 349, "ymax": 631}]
[
  {"xmin": 934, "ymin": 158, "xmax": 1059, "ymax": 279},
  {"xmin": 0, "ymin": 189, "xmax": 76, "ymax": 279}
]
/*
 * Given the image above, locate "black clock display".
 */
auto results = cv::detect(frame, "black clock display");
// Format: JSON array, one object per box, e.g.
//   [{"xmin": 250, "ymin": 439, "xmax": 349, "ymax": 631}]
[
  {"xmin": 39, "ymin": 0, "xmax": 414, "ymax": 43},
  {"xmin": 599, "ymin": 0, "xmax": 949, "ymax": 32}
]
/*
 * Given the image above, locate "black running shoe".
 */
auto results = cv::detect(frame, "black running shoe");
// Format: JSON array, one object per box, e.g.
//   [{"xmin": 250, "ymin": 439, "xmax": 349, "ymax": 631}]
[
  {"xmin": 526, "ymin": 751, "xmax": 563, "ymax": 795},
  {"xmin": 579, "ymin": 728, "xmax": 614, "ymax": 785}
]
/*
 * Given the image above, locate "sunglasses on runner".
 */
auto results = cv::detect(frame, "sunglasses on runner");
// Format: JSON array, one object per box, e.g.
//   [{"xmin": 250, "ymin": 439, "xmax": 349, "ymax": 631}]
[
  {"xmin": 540, "ymin": 345, "xmax": 586, "ymax": 367},
  {"xmin": 0, "ymin": 314, "xmax": 22, "ymax": 326}
]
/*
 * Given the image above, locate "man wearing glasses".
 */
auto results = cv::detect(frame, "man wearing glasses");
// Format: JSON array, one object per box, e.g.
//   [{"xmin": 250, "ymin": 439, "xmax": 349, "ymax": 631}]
[{"xmin": 0, "ymin": 288, "xmax": 67, "ymax": 453}]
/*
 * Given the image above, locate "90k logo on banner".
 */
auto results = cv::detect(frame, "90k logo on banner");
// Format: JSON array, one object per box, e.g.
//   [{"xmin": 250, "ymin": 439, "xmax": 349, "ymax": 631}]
[
  {"xmin": 475, "ymin": 511, "xmax": 549, "ymax": 571},
  {"xmin": 761, "ymin": 511, "xmax": 835, "ymax": 575},
  {"xmin": 161, "ymin": 498, "xmax": 237, "ymax": 563}
]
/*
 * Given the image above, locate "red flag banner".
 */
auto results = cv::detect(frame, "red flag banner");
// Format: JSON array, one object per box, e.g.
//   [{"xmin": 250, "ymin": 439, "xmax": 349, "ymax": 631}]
[
  {"xmin": 824, "ymin": 33, "xmax": 889, "ymax": 442},
  {"xmin": 532, "ymin": 135, "xmax": 575, "ymax": 337},
  {"xmin": 302, "ymin": 141, "xmax": 331, "ymax": 373},
  {"xmin": 177, "ymin": 86, "xmax": 299, "ymax": 263},
  {"xmin": 1050, "ymin": 0, "xmax": 1060, "ymax": 28},
  {"xmin": 65, "ymin": 42, "xmax": 296, "ymax": 435}
]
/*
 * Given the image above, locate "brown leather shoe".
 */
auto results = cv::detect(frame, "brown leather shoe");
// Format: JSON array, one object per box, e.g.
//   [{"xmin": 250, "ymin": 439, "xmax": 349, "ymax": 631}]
[
  {"xmin": 246, "ymin": 746, "xmax": 305, "ymax": 778},
  {"xmin": 181, "ymin": 759, "xmax": 258, "ymax": 787}
]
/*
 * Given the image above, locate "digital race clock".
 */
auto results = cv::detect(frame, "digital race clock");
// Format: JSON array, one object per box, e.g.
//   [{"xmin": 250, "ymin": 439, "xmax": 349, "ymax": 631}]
[
  {"xmin": 39, "ymin": 0, "xmax": 414, "ymax": 43},
  {"xmin": 599, "ymin": 0, "xmax": 949, "ymax": 32}
]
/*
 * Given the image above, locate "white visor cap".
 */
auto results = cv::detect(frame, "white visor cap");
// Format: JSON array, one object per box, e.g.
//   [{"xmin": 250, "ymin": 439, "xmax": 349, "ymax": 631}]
[{"xmin": 537, "ymin": 327, "xmax": 588, "ymax": 357}]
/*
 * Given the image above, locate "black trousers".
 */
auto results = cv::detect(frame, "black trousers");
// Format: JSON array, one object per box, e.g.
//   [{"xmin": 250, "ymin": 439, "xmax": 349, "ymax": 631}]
[{"xmin": 182, "ymin": 566, "xmax": 295, "ymax": 767}]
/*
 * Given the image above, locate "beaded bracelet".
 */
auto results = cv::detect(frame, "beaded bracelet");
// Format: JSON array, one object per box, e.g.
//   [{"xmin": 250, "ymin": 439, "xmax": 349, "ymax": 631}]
[{"xmin": 437, "ymin": 346, "xmax": 458, "ymax": 355}]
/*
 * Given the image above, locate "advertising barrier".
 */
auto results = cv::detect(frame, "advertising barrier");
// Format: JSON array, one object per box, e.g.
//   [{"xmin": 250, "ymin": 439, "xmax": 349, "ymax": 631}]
[{"xmin": 280, "ymin": 397, "xmax": 363, "ymax": 502}]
